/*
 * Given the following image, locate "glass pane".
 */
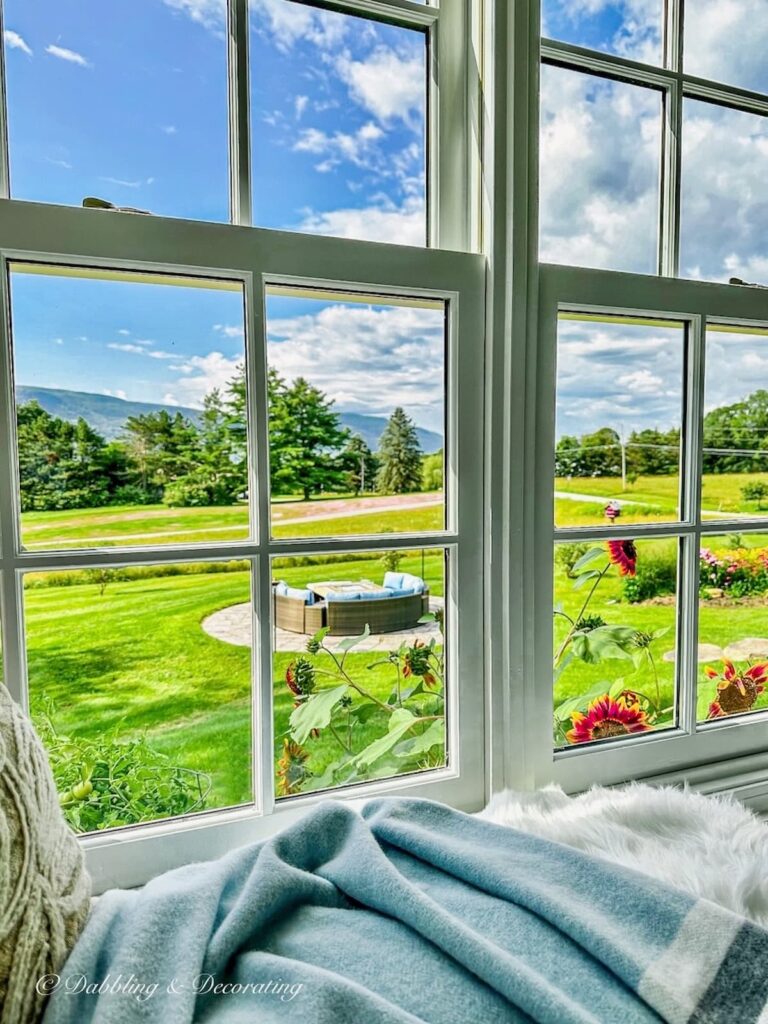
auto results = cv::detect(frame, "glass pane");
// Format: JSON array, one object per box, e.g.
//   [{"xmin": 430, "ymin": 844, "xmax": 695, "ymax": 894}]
[
  {"xmin": 3, "ymin": 0, "xmax": 229, "ymax": 219},
  {"xmin": 540, "ymin": 66, "xmax": 662, "ymax": 273},
  {"xmin": 249, "ymin": 0, "xmax": 427, "ymax": 244},
  {"xmin": 554, "ymin": 536, "xmax": 679, "ymax": 749},
  {"xmin": 698, "ymin": 533, "xmax": 768, "ymax": 722},
  {"xmin": 542, "ymin": 0, "xmax": 663, "ymax": 64},
  {"xmin": 703, "ymin": 324, "xmax": 768, "ymax": 518},
  {"xmin": 681, "ymin": 100, "xmax": 768, "ymax": 284},
  {"xmin": 684, "ymin": 1, "xmax": 768, "ymax": 94},
  {"xmin": 9, "ymin": 263, "xmax": 249, "ymax": 551},
  {"xmin": 555, "ymin": 313, "xmax": 685, "ymax": 527},
  {"xmin": 25, "ymin": 561, "xmax": 253, "ymax": 832},
  {"xmin": 266, "ymin": 286, "xmax": 445, "ymax": 539},
  {"xmin": 271, "ymin": 547, "xmax": 446, "ymax": 797}
]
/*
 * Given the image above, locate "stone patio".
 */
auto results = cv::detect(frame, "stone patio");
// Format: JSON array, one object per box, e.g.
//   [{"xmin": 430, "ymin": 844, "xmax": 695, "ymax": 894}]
[{"xmin": 203, "ymin": 596, "xmax": 444, "ymax": 652}]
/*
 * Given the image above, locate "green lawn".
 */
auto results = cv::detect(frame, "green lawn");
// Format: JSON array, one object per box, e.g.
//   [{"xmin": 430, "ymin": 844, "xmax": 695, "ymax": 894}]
[
  {"xmin": 555, "ymin": 471, "xmax": 768, "ymax": 527},
  {"xmin": 20, "ymin": 493, "xmax": 443, "ymax": 549},
  {"xmin": 22, "ymin": 551, "xmax": 445, "ymax": 824}
]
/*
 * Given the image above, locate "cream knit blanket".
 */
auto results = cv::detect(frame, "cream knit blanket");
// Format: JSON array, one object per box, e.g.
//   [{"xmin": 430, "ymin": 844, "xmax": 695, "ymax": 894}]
[{"xmin": 0, "ymin": 687, "xmax": 90, "ymax": 1023}]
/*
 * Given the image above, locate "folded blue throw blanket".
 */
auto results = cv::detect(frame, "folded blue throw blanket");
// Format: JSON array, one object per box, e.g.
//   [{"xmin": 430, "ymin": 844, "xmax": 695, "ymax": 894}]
[{"xmin": 43, "ymin": 797, "xmax": 768, "ymax": 1023}]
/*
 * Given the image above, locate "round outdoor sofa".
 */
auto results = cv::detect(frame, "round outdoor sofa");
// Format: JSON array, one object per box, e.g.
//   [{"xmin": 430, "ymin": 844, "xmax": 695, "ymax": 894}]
[{"xmin": 273, "ymin": 572, "xmax": 430, "ymax": 636}]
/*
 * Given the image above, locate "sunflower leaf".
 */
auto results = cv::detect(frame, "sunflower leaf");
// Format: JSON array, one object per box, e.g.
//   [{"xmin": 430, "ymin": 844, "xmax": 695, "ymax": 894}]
[
  {"xmin": 289, "ymin": 684, "xmax": 349, "ymax": 744},
  {"xmin": 572, "ymin": 569, "xmax": 601, "ymax": 590},
  {"xmin": 572, "ymin": 625, "xmax": 636, "ymax": 664},
  {"xmin": 572, "ymin": 547, "xmax": 607, "ymax": 573}
]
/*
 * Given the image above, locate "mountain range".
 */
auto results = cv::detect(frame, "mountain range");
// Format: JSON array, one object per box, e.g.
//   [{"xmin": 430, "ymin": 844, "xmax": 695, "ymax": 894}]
[{"xmin": 16, "ymin": 386, "xmax": 443, "ymax": 454}]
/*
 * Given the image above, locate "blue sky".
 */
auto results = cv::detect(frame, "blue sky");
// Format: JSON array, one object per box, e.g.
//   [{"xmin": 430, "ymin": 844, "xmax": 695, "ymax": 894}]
[{"xmin": 3, "ymin": 1, "xmax": 439, "ymax": 432}]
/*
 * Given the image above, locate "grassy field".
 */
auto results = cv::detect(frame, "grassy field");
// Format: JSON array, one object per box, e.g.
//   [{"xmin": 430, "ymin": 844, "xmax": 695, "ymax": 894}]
[
  {"xmin": 20, "ymin": 493, "xmax": 443, "ymax": 549},
  {"xmin": 555, "ymin": 471, "xmax": 768, "ymax": 527},
  {"xmin": 23, "ymin": 552, "xmax": 444, "ymax": 822}
]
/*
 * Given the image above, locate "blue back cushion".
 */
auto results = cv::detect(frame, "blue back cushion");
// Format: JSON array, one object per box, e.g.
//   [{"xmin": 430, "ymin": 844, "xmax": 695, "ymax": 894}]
[
  {"xmin": 387, "ymin": 587, "xmax": 417, "ymax": 598},
  {"xmin": 400, "ymin": 573, "xmax": 425, "ymax": 593},
  {"xmin": 362, "ymin": 590, "xmax": 391, "ymax": 601},
  {"xmin": 285, "ymin": 586, "xmax": 314, "ymax": 605},
  {"xmin": 326, "ymin": 590, "xmax": 361, "ymax": 602},
  {"xmin": 274, "ymin": 581, "xmax": 289, "ymax": 597},
  {"xmin": 383, "ymin": 572, "xmax": 404, "ymax": 590}
]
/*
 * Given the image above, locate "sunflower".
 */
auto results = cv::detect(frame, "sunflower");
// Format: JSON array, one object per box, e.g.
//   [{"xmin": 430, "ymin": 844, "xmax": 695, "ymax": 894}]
[
  {"xmin": 285, "ymin": 657, "xmax": 316, "ymax": 698},
  {"xmin": 607, "ymin": 539, "xmax": 637, "ymax": 577},
  {"xmin": 566, "ymin": 693, "xmax": 651, "ymax": 744},
  {"xmin": 403, "ymin": 641, "xmax": 437, "ymax": 687},
  {"xmin": 705, "ymin": 660, "xmax": 768, "ymax": 718},
  {"xmin": 276, "ymin": 738, "xmax": 311, "ymax": 797}
]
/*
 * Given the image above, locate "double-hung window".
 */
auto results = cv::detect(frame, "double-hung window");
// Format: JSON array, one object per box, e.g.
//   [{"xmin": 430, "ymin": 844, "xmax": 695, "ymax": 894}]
[
  {"xmin": 535, "ymin": 1, "xmax": 768, "ymax": 794},
  {"xmin": 0, "ymin": 0, "xmax": 484, "ymax": 890}
]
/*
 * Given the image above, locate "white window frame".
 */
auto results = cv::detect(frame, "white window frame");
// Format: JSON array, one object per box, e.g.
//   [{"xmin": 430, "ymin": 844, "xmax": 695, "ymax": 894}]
[{"xmin": 0, "ymin": 201, "xmax": 486, "ymax": 891}]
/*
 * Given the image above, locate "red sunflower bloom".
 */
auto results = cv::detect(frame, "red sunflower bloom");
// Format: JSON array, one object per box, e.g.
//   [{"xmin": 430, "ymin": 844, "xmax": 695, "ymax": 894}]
[
  {"xmin": 705, "ymin": 659, "xmax": 767, "ymax": 717},
  {"xmin": 607, "ymin": 539, "xmax": 637, "ymax": 577},
  {"xmin": 566, "ymin": 693, "xmax": 651, "ymax": 744}
]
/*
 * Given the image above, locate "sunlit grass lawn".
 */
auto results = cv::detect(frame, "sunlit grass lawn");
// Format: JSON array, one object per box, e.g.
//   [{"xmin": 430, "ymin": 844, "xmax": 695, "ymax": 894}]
[
  {"xmin": 23, "ymin": 552, "xmax": 445, "ymax": 816},
  {"xmin": 555, "ymin": 472, "xmax": 768, "ymax": 527},
  {"xmin": 20, "ymin": 492, "xmax": 443, "ymax": 549}
]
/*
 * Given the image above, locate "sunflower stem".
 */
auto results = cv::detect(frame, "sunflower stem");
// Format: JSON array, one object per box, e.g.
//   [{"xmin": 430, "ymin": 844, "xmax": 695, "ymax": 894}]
[{"xmin": 554, "ymin": 561, "xmax": 611, "ymax": 666}]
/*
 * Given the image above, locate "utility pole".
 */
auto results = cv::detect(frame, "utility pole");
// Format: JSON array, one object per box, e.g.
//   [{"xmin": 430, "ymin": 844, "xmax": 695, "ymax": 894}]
[
  {"xmin": 620, "ymin": 423, "xmax": 627, "ymax": 490},
  {"xmin": 360, "ymin": 452, "xmax": 365, "ymax": 494}
]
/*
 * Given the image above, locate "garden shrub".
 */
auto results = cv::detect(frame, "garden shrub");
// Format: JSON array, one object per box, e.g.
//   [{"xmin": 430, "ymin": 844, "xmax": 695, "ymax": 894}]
[
  {"xmin": 622, "ymin": 549, "xmax": 677, "ymax": 603},
  {"xmin": 34, "ymin": 708, "xmax": 210, "ymax": 832},
  {"xmin": 700, "ymin": 546, "xmax": 768, "ymax": 597}
]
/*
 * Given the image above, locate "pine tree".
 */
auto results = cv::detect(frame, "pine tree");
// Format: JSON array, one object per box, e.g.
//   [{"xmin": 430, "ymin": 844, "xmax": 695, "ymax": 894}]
[{"xmin": 375, "ymin": 407, "xmax": 423, "ymax": 494}]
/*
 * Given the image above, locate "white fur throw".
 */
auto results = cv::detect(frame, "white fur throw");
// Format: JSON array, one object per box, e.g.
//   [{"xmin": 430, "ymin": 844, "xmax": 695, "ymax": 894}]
[
  {"xmin": 0, "ymin": 687, "xmax": 90, "ymax": 1023},
  {"xmin": 482, "ymin": 783, "xmax": 768, "ymax": 927}
]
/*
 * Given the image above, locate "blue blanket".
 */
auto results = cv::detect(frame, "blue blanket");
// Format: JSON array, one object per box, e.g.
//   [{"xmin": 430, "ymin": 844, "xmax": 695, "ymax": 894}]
[{"xmin": 43, "ymin": 797, "xmax": 768, "ymax": 1023}]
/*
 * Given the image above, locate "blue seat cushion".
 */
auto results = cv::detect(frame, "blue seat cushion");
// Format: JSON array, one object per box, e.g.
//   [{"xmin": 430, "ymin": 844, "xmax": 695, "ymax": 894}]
[
  {"xmin": 383, "ymin": 571, "xmax": 404, "ymax": 590},
  {"xmin": 284, "ymin": 586, "xmax": 314, "ymax": 604},
  {"xmin": 326, "ymin": 590, "xmax": 362, "ymax": 602},
  {"xmin": 387, "ymin": 587, "xmax": 417, "ymax": 598},
  {"xmin": 362, "ymin": 590, "xmax": 392, "ymax": 601}
]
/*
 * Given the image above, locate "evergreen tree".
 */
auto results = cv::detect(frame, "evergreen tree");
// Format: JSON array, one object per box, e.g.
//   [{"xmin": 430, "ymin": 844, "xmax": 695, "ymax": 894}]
[
  {"xmin": 121, "ymin": 410, "xmax": 199, "ymax": 498},
  {"xmin": 375, "ymin": 407, "xmax": 423, "ymax": 494},
  {"xmin": 269, "ymin": 376, "xmax": 350, "ymax": 500},
  {"xmin": 341, "ymin": 434, "xmax": 378, "ymax": 494}
]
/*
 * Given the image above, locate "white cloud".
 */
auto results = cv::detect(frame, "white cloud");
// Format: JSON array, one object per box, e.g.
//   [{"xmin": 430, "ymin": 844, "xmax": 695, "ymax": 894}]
[
  {"xmin": 213, "ymin": 324, "xmax": 244, "ymax": 338},
  {"xmin": 107, "ymin": 342, "xmax": 177, "ymax": 359},
  {"xmin": 542, "ymin": 0, "xmax": 662, "ymax": 63},
  {"xmin": 168, "ymin": 352, "xmax": 242, "ymax": 407},
  {"xmin": 161, "ymin": 125, "xmax": 178, "ymax": 135},
  {"xmin": 162, "ymin": 0, "xmax": 225, "ymax": 31},
  {"xmin": 294, "ymin": 121, "xmax": 385, "ymax": 174},
  {"xmin": 684, "ymin": 0, "xmax": 767, "ymax": 93},
  {"xmin": 102, "ymin": 388, "xmax": 127, "ymax": 400},
  {"xmin": 267, "ymin": 303, "xmax": 444, "ymax": 430},
  {"xmin": 336, "ymin": 47, "xmax": 424, "ymax": 125},
  {"xmin": 4, "ymin": 30, "xmax": 32, "ymax": 56},
  {"xmin": 539, "ymin": 64, "xmax": 660, "ymax": 273},
  {"xmin": 46, "ymin": 157, "xmax": 72, "ymax": 170},
  {"xmin": 117, "ymin": 328, "xmax": 130, "ymax": 335},
  {"xmin": 46, "ymin": 44, "xmax": 90, "ymax": 67},
  {"xmin": 616, "ymin": 369, "xmax": 664, "ymax": 394},
  {"xmin": 253, "ymin": 0, "xmax": 347, "ymax": 52},
  {"xmin": 52, "ymin": 338, "xmax": 64, "ymax": 346},
  {"xmin": 294, "ymin": 196, "xmax": 426, "ymax": 246},
  {"xmin": 294, "ymin": 95, "xmax": 308, "ymax": 119},
  {"xmin": 100, "ymin": 176, "xmax": 153, "ymax": 189}
]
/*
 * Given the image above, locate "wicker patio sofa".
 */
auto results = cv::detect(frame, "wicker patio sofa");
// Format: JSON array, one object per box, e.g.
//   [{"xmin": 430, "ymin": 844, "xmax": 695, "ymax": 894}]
[{"xmin": 325, "ymin": 589, "xmax": 429, "ymax": 636}]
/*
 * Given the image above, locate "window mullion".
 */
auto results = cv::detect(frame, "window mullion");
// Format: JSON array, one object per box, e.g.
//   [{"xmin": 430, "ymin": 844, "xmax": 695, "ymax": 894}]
[
  {"xmin": 228, "ymin": 0, "xmax": 252, "ymax": 226},
  {"xmin": 658, "ymin": 79, "xmax": 681, "ymax": 277},
  {"xmin": 677, "ymin": 313, "xmax": 704, "ymax": 732},
  {"xmin": 0, "ymin": 256, "xmax": 26, "ymax": 707}
]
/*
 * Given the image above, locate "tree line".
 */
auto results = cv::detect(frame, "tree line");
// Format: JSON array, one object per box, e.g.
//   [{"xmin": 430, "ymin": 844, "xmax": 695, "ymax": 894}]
[
  {"xmin": 556, "ymin": 388, "xmax": 768, "ymax": 478},
  {"xmin": 17, "ymin": 366, "xmax": 442, "ymax": 512}
]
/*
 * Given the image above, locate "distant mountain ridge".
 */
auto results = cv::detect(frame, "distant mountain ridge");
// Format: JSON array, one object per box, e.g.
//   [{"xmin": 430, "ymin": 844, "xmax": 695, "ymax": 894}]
[{"xmin": 16, "ymin": 386, "xmax": 443, "ymax": 453}]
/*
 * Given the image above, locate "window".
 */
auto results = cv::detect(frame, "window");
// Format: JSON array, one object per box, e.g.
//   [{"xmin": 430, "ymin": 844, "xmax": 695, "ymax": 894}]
[
  {"xmin": 541, "ymin": 0, "xmax": 768, "ymax": 282},
  {"xmin": 536, "ymin": 265, "xmax": 768, "ymax": 792},
  {"xmin": 0, "ymin": 0, "xmax": 480, "ymax": 890}
]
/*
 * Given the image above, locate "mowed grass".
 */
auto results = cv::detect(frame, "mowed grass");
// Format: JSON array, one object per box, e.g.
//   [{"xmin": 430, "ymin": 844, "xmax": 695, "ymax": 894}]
[
  {"xmin": 555, "ymin": 472, "xmax": 768, "ymax": 527},
  {"xmin": 23, "ymin": 553, "xmax": 445, "ymax": 819},
  {"xmin": 20, "ymin": 493, "xmax": 443, "ymax": 549},
  {"xmin": 554, "ymin": 536, "xmax": 768, "ymax": 732}
]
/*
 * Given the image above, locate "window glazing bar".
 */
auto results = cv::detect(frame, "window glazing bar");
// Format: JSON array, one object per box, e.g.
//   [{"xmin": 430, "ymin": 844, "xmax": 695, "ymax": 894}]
[
  {"xmin": 0, "ymin": 1, "xmax": 10, "ymax": 199},
  {"xmin": 229, "ymin": 0, "xmax": 252, "ymax": 226}
]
